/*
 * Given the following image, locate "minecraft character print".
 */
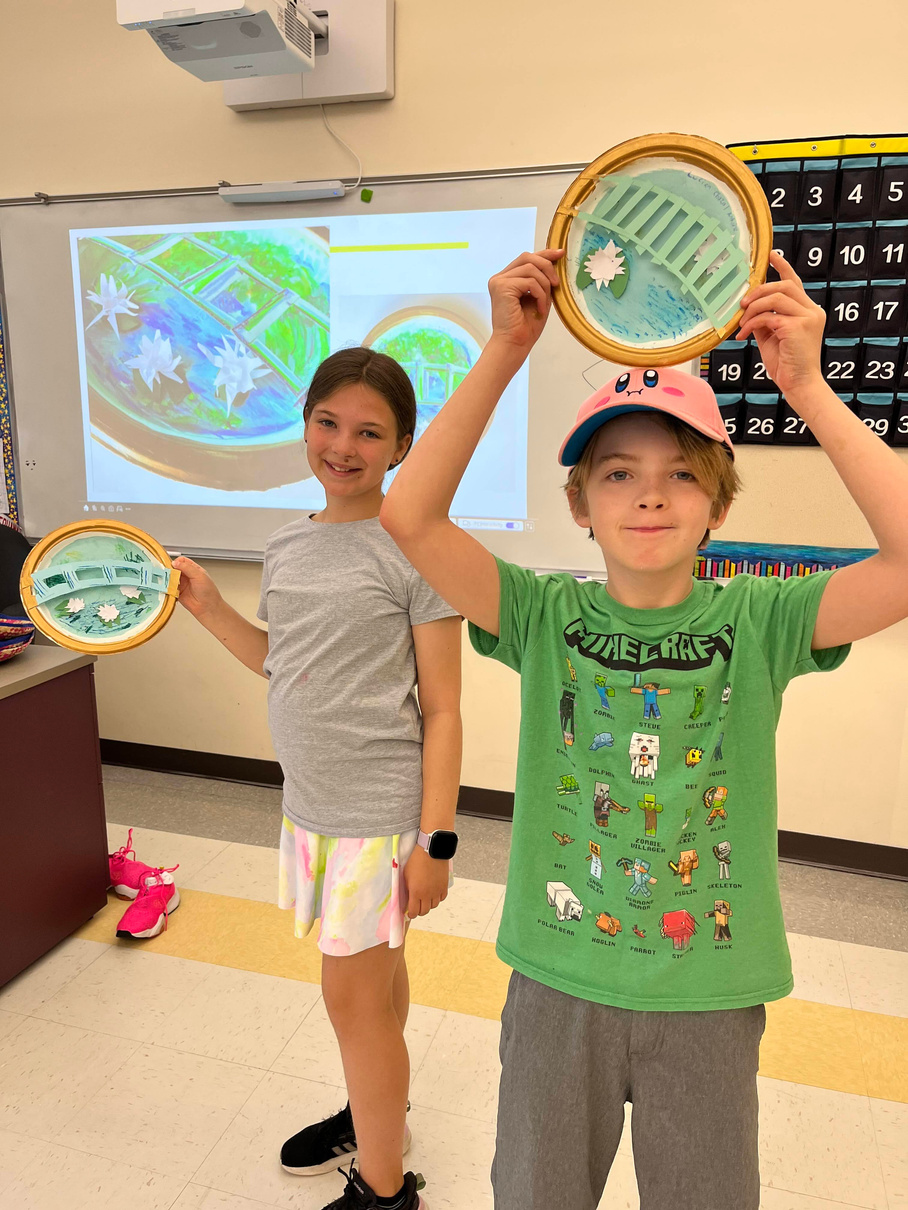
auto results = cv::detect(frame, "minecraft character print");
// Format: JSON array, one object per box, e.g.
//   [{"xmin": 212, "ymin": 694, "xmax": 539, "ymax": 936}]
[
  {"xmin": 566, "ymin": 657, "xmax": 577, "ymax": 683},
  {"xmin": 661, "ymin": 909, "xmax": 697, "ymax": 951},
  {"xmin": 557, "ymin": 774, "xmax": 580, "ymax": 796},
  {"xmin": 637, "ymin": 793, "xmax": 664, "ymax": 837},
  {"xmin": 552, "ymin": 832, "xmax": 575, "ymax": 847},
  {"xmin": 722, "ymin": 682, "xmax": 732, "ymax": 706},
  {"xmin": 619, "ymin": 856, "xmax": 658, "ymax": 898},
  {"xmin": 690, "ymin": 685, "xmax": 707, "ymax": 720},
  {"xmin": 596, "ymin": 911, "xmax": 622, "ymax": 936},
  {"xmin": 669, "ymin": 848, "xmax": 699, "ymax": 886},
  {"xmin": 713, "ymin": 841, "xmax": 732, "ymax": 879},
  {"xmin": 705, "ymin": 899, "xmax": 733, "ymax": 941},
  {"xmin": 629, "ymin": 732, "xmax": 660, "ymax": 780},
  {"xmin": 586, "ymin": 840, "xmax": 603, "ymax": 879},
  {"xmin": 630, "ymin": 673, "xmax": 671, "ymax": 721},
  {"xmin": 703, "ymin": 785, "xmax": 728, "ymax": 826},
  {"xmin": 590, "ymin": 732, "xmax": 615, "ymax": 751},
  {"xmin": 593, "ymin": 781, "xmax": 630, "ymax": 829},
  {"xmin": 685, "ymin": 746, "xmax": 704, "ymax": 768},
  {"xmin": 559, "ymin": 690, "xmax": 576, "ymax": 747},
  {"xmin": 594, "ymin": 674, "xmax": 615, "ymax": 713},
  {"xmin": 712, "ymin": 732, "xmax": 725, "ymax": 761},
  {"xmin": 546, "ymin": 880, "xmax": 583, "ymax": 922}
]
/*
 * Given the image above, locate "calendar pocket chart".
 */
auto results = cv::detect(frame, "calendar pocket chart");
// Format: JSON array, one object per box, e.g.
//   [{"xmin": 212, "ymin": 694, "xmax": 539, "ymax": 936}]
[{"xmin": 703, "ymin": 136, "xmax": 908, "ymax": 447}]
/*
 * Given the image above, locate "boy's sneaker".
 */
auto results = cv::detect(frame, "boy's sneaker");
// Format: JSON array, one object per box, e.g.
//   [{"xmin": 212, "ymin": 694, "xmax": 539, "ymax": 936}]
[
  {"xmin": 281, "ymin": 1102, "xmax": 412, "ymax": 1176},
  {"xmin": 115, "ymin": 867, "xmax": 180, "ymax": 939},
  {"xmin": 108, "ymin": 828, "xmax": 157, "ymax": 899},
  {"xmin": 323, "ymin": 1164, "xmax": 427, "ymax": 1210}
]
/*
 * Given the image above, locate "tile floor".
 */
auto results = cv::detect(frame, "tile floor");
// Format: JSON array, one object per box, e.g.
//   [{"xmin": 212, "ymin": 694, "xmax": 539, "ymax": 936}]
[{"xmin": 0, "ymin": 767, "xmax": 905, "ymax": 1210}]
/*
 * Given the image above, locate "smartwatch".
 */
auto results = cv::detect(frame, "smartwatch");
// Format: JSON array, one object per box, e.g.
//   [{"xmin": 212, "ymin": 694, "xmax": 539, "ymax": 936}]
[{"xmin": 416, "ymin": 828, "xmax": 459, "ymax": 860}]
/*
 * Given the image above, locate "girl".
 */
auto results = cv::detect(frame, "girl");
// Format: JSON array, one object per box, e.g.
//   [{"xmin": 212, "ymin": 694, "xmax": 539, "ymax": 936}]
[{"xmin": 175, "ymin": 347, "xmax": 462, "ymax": 1210}]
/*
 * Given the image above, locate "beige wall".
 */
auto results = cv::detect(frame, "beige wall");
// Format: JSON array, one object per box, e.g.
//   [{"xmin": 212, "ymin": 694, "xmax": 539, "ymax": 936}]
[{"xmin": 4, "ymin": 0, "xmax": 907, "ymax": 849}]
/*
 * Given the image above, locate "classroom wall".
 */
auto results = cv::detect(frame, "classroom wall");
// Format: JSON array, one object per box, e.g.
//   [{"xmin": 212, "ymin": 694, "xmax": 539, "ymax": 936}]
[{"xmin": 3, "ymin": 0, "xmax": 907, "ymax": 850}]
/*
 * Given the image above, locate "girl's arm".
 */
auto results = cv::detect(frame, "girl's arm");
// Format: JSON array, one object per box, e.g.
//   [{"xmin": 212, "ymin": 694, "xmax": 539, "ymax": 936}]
[
  {"xmin": 737, "ymin": 253, "xmax": 908, "ymax": 648},
  {"xmin": 404, "ymin": 614, "xmax": 463, "ymax": 918},
  {"xmin": 381, "ymin": 250, "xmax": 563, "ymax": 636},
  {"xmin": 173, "ymin": 556, "xmax": 270, "ymax": 678}
]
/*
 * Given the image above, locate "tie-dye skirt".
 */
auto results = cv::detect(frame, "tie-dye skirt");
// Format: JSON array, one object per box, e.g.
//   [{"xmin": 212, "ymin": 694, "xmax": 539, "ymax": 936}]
[{"xmin": 278, "ymin": 816, "xmax": 419, "ymax": 956}]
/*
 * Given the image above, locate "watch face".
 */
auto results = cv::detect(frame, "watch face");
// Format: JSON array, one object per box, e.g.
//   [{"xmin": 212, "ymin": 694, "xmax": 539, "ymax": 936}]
[{"xmin": 428, "ymin": 830, "xmax": 458, "ymax": 860}]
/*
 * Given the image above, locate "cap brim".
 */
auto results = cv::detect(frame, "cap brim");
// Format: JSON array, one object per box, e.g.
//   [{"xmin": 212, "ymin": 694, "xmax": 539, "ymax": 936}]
[{"xmin": 559, "ymin": 403, "xmax": 734, "ymax": 467}]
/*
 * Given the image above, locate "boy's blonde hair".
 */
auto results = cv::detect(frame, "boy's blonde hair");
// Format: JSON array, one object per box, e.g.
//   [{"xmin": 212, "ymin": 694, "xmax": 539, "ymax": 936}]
[{"xmin": 563, "ymin": 413, "xmax": 742, "ymax": 550}]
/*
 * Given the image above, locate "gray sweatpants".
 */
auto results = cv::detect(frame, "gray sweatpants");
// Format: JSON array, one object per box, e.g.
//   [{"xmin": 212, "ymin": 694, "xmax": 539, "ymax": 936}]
[{"xmin": 493, "ymin": 971, "xmax": 765, "ymax": 1210}]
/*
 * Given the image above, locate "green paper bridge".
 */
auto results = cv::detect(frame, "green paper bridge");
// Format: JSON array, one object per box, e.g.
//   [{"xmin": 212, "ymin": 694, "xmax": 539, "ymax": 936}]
[
  {"xmin": 30, "ymin": 560, "xmax": 170, "ymax": 604},
  {"xmin": 576, "ymin": 176, "xmax": 752, "ymax": 329}
]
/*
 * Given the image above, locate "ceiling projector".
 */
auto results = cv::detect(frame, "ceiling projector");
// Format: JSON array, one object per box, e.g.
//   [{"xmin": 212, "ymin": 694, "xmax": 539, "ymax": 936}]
[{"xmin": 116, "ymin": 1, "xmax": 327, "ymax": 82}]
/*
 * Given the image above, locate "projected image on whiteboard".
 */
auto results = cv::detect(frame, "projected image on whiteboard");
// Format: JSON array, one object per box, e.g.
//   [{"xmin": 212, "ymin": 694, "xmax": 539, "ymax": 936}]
[{"xmin": 71, "ymin": 207, "xmax": 535, "ymax": 522}]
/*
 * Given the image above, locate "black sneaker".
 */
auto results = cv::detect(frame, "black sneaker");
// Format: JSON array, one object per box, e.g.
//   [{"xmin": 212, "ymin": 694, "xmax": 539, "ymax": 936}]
[
  {"xmin": 281, "ymin": 1102, "xmax": 413, "ymax": 1176},
  {"xmin": 323, "ymin": 1164, "xmax": 428, "ymax": 1210}
]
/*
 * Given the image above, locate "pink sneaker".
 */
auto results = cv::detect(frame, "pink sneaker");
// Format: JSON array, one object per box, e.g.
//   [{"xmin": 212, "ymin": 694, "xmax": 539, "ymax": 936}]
[
  {"xmin": 116, "ymin": 867, "xmax": 181, "ymax": 939},
  {"xmin": 108, "ymin": 828, "xmax": 156, "ymax": 900}
]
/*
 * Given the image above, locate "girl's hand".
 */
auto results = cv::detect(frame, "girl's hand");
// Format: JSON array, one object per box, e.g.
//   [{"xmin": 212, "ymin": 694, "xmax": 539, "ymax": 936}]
[
  {"xmin": 488, "ymin": 249, "xmax": 564, "ymax": 354},
  {"xmin": 404, "ymin": 843, "xmax": 449, "ymax": 919},
  {"xmin": 736, "ymin": 252, "xmax": 827, "ymax": 397},
  {"xmin": 172, "ymin": 556, "xmax": 223, "ymax": 621}
]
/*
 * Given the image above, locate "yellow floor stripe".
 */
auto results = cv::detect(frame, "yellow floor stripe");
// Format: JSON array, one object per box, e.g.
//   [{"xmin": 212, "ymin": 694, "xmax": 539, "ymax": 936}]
[{"xmin": 76, "ymin": 889, "xmax": 907, "ymax": 1105}]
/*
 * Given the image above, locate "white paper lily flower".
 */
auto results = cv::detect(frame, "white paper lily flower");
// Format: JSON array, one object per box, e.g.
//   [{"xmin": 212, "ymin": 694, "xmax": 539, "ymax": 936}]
[
  {"xmin": 86, "ymin": 274, "xmax": 139, "ymax": 337},
  {"xmin": 694, "ymin": 235, "xmax": 730, "ymax": 276},
  {"xmin": 98, "ymin": 603, "xmax": 120, "ymax": 622},
  {"xmin": 584, "ymin": 240, "xmax": 626, "ymax": 290},
  {"xmin": 66, "ymin": 597, "xmax": 85, "ymax": 613},
  {"xmin": 197, "ymin": 336, "xmax": 270, "ymax": 418},
  {"xmin": 126, "ymin": 330, "xmax": 183, "ymax": 390},
  {"xmin": 119, "ymin": 586, "xmax": 142, "ymax": 599}
]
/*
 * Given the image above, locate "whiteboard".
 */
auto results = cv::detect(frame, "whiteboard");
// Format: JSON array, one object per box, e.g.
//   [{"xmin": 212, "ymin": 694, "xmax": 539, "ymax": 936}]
[{"xmin": 3, "ymin": 166, "xmax": 879, "ymax": 573}]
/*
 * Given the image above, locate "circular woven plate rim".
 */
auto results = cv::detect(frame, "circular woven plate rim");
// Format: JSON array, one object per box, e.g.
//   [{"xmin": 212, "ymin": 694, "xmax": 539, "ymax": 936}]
[
  {"xmin": 20, "ymin": 519, "xmax": 178, "ymax": 655},
  {"xmin": 547, "ymin": 133, "xmax": 773, "ymax": 366}
]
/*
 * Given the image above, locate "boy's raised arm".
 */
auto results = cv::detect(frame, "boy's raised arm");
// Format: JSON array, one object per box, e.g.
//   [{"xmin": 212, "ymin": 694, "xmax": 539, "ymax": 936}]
[
  {"xmin": 381, "ymin": 251, "xmax": 562, "ymax": 636},
  {"xmin": 737, "ymin": 253, "xmax": 908, "ymax": 649}
]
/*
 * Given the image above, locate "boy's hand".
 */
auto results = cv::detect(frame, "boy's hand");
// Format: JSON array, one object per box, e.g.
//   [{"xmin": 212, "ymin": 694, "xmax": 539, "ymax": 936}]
[
  {"xmin": 489, "ymin": 249, "xmax": 564, "ymax": 354},
  {"xmin": 736, "ymin": 252, "xmax": 827, "ymax": 398},
  {"xmin": 404, "ymin": 842, "xmax": 449, "ymax": 919},
  {"xmin": 172, "ymin": 556, "xmax": 223, "ymax": 621}
]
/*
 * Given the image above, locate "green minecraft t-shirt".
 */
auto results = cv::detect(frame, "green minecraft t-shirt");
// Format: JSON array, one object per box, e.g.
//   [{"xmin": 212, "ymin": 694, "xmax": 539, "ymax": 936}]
[{"xmin": 469, "ymin": 561, "xmax": 849, "ymax": 1012}]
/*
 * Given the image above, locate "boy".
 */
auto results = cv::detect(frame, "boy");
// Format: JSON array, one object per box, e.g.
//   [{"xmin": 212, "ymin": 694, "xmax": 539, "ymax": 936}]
[{"xmin": 381, "ymin": 249, "xmax": 908, "ymax": 1208}]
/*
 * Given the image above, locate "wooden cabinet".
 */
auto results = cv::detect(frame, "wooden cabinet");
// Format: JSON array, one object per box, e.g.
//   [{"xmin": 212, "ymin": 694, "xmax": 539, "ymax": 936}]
[{"xmin": 0, "ymin": 648, "xmax": 107, "ymax": 987}]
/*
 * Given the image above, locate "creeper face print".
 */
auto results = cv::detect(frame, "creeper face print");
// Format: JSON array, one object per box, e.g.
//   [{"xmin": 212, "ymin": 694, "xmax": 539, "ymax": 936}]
[
  {"xmin": 703, "ymin": 785, "xmax": 728, "ymax": 825},
  {"xmin": 713, "ymin": 841, "xmax": 732, "ymax": 879},
  {"xmin": 669, "ymin": 847, "xmax": 699, "ymax": 886},
  {"xmin": 593, "ymin": 781, "xmax": 630, "ymax": 829},
  {"xmin": 546, "ymin": 880, "xmax": 583, "ymax": 922},
  {"xmin": 594, "ymin": 674, "xmax": 615, "ymax": 713},
  {"xmin": 704, "ymin": 898, "xmax": 733, "ymax": 941},
  {"xmin": 630, "ymin": 672, "xmax": 671, "ymax": 721},
  {"xmin": 559, "ymin": 690, "xmax": 576, "ymax": 747},
  {"xmin": 690, "ymin": 685, "xmax": 707, "ymax": 720},
  {"xmin": 629, "ymin": 732, "xmax": 660, "ymax": 780},
  {"xmin": 621, "ymin": 856, "xmax": 658, "ymax": 898},
  {"xmin": 557, "ymin": 774, "xmax": 580, "ymax": 796},
  {"xmin": 566, "ymin": 657, "xmax": 577, "ymax": 683},
  {"xmin": 637, "ymin": 793, "xmax": 664, "ymax": 837}
]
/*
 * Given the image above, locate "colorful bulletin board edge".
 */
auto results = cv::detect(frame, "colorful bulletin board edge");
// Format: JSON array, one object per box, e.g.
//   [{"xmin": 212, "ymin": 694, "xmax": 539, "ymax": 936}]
[
  {"xmin": 728, "ymin": 134, "xmax": 908, "ymax": 162},
  {"xmin": 694, "ymin": 540, "xmax": 876, "ymax": 581},
  {"xmin": 0, "ymin": 306, "xmax": 18, "ymax": 525}
]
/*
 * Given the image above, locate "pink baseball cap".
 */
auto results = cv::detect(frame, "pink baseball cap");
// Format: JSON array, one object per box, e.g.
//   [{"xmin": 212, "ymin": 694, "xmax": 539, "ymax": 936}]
[{"xmin": 558, "ymin": 366, "xmax": 735, "ymax": 467}]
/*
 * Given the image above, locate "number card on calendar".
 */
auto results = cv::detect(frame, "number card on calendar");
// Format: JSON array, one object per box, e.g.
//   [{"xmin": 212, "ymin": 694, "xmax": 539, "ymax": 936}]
[{"xmin": 703, "ymin": 135, "xmax": 908, "ymax": 448}]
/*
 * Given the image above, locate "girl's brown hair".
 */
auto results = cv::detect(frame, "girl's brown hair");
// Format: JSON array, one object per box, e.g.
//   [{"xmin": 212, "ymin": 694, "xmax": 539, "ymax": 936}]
[
  {"xmin": 564, "ymin": 413, "xmax": 742, "ymax": 549},
  {"xmin": 303, "ymin": 347, "xmax": 417, "ymax": 463}
]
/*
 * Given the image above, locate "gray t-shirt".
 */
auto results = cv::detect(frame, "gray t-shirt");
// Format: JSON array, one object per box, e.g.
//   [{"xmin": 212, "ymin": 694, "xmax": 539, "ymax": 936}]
[{"xmin": 257, "ymin": 515, "xmax": 459, "ymax": 837}]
